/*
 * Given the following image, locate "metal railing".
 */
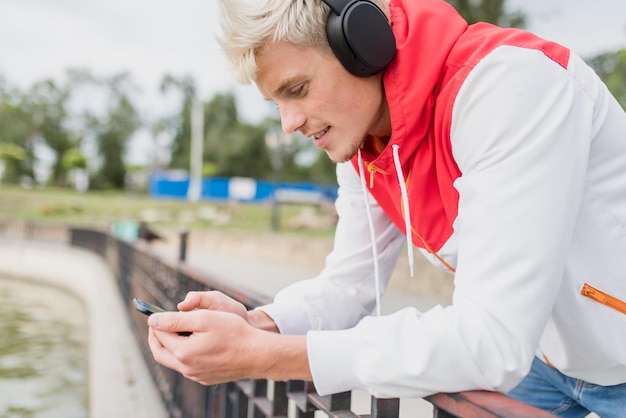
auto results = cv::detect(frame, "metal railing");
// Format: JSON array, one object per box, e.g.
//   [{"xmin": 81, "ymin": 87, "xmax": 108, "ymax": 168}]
[{"xmin": 0, "ymin": 221, "xmax": 554, "ymax": 417}]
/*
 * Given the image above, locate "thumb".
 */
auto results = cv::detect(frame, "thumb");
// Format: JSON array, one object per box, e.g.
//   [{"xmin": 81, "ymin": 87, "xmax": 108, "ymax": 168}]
[
  {"xmin": 148, "ymin": 310, "xmax": 218, "ymax": 334},
  {"xmin": 148, "ymin": 312, "xmax": 191, "ymax": 333}
]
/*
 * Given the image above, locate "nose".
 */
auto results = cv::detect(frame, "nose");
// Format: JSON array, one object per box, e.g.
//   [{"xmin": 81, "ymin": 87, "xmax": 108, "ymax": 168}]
[{"xmin": 279, "ymin": 103, "xmax": 306, "ymax": 135}]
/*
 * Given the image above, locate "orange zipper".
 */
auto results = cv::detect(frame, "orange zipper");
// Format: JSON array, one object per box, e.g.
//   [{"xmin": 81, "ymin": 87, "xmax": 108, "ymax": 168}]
[
  {"xmin": 580, "ymin": 283, "xmax": 626, "ymax": 315},
  {"xmin": 412, "ymin": 229, "xmax": 456, "ymax": 273},
  {"xmin": 367, "ymin": 163, "xmax": 388, "ymax": 188}
]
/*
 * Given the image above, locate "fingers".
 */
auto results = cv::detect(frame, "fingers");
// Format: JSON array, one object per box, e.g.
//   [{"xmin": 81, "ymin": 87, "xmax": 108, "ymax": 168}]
[
  {"xmin": 178, "ymin": 290, "xmax": 228, "ymax": 311},
  {"xmin": 148, "ymin": 327, "xmax": 223, "ymax": 386},
  {"xmin": 177, "ymin": 291, "xmax": 205, "ymax": 311},
  {"xmin": 146, "ymin": 311, "xmax": 253, "ymax": 386},
  {"xmin": 148, "ymin": 309, "xmax": 241, "ymax": 334},
  {"xmin": 148, "ymin": 327, "xmax": 185, "ymax": 372},
  {"xmin": 177, "ymin": 291, "xmax": 248, "ymax": 320}
]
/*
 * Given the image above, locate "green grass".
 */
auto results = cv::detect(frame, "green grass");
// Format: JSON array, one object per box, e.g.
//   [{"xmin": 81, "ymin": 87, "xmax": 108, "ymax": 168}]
[{"xmin": 0, "ymin": 185, "xmax": 337, "ymax": 238}]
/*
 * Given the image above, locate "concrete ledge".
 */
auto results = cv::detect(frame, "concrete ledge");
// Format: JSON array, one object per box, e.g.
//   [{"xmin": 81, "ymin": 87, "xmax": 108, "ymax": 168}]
[{"xmin": 0, "ymin": 239, "xmax": 168, "ymax": 418}]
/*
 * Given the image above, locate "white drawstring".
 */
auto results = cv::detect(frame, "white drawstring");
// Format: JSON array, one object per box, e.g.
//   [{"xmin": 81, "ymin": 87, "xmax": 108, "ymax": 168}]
[
  {"xmin": 357, "ymin": 145, "xmax": 415, "ymax": 315},
  {"xmin": 392, "ymin": 144, "xmax": 415, "ymax": 277},
  {"xmin": 357, "ymin": 149, "xmax": 382, "ymax": 316}
]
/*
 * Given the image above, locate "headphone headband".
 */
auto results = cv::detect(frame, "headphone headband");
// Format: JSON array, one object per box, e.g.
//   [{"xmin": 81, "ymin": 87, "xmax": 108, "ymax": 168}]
[{"xmin": 322, "ymin": 0, "xmax": 351, "ymax": 15}]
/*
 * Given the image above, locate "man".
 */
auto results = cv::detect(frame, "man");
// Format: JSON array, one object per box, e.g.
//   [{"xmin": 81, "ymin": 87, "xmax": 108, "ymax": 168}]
[{"xmin": 147, "ymin": 0, "xmax": 626, "ymax": 415}]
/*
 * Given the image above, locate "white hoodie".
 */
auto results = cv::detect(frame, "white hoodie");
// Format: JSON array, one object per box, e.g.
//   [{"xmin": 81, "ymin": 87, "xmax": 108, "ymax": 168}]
[{"xmin": 259, "ymin": 26, "xmax": 626, "ymax": 401}]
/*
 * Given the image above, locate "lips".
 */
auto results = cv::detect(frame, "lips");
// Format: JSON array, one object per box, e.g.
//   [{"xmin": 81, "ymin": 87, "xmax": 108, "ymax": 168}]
[
  {"xmin": 311, "ymin": 127, "xmax": 330, "ymax": 148},
  {"xmin": 312, "ymin": 127, "xmax": 329, "ymax": 139}
]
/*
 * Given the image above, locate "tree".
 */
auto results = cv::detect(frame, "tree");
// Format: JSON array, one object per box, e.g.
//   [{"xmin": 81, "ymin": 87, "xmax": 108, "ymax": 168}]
[
  {"xmin": 297, "ymin": 152, "xmax": 338, "ymax": 184},
  {"xmin": 159, "ymin": 74, "xmax": 196, "ymax": 169},
  {"xmin": 61, "ymin": 147, "xmax": 87, "ymax": 171},
  {"xmin": 161, "ymin": 82, "xmax": 275, "ymax": 179},
  {"xmin": 203, "ymin": 92, "xmax": 273, "ymax": 179},
  {"xmin": 0, "ymin": 94, "xmax": 37, "ymax": 184},
  {"xmin": 217, "ymin": 121, "xmax": 272, "ymax": 179},
  {"xmin": 89, "ymin": 73, "xmax": 141, "ymax": 189},
  {"xmin": 27, "ymin": 79, "xmax": 75, "ymax": 185},
  {"xmin": 445, "ymin": 0, "xmax": 525, "ymax": 27},
  {"xmin": 588, "ymin": 49, "xmax": 626, "ymax": 110},
  {"xmin": 0, "ymin": 142, "xmax": 27, "ymax": 184}
]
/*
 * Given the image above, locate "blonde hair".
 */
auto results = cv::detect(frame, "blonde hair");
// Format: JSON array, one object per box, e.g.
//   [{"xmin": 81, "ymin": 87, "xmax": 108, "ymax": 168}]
[{"xmin": 217, "ymin": 0, "xmax": 389, "ymax": 84}]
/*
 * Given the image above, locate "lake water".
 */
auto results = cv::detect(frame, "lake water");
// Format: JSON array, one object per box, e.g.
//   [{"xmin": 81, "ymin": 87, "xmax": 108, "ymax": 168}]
[{"xmin": 0, "ymin": 277, "xmax": 88, "ymax": 418}]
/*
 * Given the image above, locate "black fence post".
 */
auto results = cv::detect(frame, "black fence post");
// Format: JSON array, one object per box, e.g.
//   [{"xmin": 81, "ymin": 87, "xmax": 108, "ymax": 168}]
[
  {"xmin": 371, "ymin": 397, "xmax": 400, "ymax": 418},
  {"xmin": 179, "ymin": 228, "xmax": 189, "ymax": 262}
]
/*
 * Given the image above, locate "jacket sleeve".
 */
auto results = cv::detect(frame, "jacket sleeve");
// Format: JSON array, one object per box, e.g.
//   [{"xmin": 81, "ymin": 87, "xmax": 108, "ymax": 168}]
[
  {"xmin": 258, "ymin": 161, "xmax": 406, "ymax": 335},
  {"xmin": 307, "ymin": 47, "xmax": 595, "ymax": 397}
]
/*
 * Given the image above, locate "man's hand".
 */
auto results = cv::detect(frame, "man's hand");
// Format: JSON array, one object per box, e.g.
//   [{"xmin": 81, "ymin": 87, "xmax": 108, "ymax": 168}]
[
  {"xmin": 177, "ymin": 290, "xmax": 279, "ymax": 332},
  {"xmin": 147, "ymin": 309, "xmax": 310, "ymax": 385}
]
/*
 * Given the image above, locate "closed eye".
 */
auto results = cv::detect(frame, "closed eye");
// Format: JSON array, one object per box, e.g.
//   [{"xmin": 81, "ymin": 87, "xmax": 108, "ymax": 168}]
[{"xmin": 287, "ymin": 83, "xmax": 307, "ymax": 98}]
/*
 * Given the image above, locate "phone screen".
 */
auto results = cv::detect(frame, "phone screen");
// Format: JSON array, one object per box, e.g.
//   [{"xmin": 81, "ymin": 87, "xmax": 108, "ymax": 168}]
[
  {"xmin": 133, "ymin": 297, "xmax": 165, "ymax": 316},
  {"xmin": 132, "ymin": 297, "xmax": 191, "ymax": 336}
]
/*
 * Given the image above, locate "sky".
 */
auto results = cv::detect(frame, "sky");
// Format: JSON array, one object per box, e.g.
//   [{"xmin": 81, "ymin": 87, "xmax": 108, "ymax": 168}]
[
  {"xmin": 507, "ymin": 0, "xmax": 626, "ymax": 56},
  {"xmin": 1, "ymin": 0, "xmax": 625, "ymax": 165},
  {"xmin": 0, "ymin": 0, "xmax": 268, "ymax": 121}
]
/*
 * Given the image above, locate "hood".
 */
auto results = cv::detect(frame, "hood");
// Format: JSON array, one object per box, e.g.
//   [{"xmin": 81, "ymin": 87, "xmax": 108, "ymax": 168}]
[
  {"xmin": 351, "ymin": 1, "xmax": 467, "ymax": 311},
  {"xmin": 353, "ymin": 0, "xmax": 468, "ymax": 258},
  {"xmin": 368, "ymin": 0, "xmax": 468, "ymax": 168}
]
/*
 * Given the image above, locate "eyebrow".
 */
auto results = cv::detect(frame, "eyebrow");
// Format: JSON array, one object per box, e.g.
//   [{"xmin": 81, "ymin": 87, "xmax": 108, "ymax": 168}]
[
  {"xmin": 271, "ymin": 76, "xmax": 304, "ymax": 99},
  {"xmin": 260, "ymin": 75, "xmax": 305, "ymax": 102}
]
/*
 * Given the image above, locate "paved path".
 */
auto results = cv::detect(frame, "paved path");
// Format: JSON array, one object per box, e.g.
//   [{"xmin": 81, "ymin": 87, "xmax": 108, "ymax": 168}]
[{"xmin": 152, "ymin": 245, "xmax": 450, "ymax": 314}]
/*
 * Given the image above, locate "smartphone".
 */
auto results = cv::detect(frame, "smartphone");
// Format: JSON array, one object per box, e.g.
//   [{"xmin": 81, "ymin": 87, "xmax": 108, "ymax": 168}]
[
  {"xmin": 132, "ymin": 297, "xmax": 191, "ymax": 336},
  {"xmin": 133, "ymin": 297, "xmax": 166, "ymax": 316}
]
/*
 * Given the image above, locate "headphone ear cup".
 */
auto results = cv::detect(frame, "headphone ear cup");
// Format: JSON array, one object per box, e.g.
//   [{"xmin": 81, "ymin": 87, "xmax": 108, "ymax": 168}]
[
  {"xmin": 325, "ymin": 1, "xmax": 396, "ymax": 77},
  {"xmin": 326, "ymin": 12, "xmax": 356, "ymax": 73}
]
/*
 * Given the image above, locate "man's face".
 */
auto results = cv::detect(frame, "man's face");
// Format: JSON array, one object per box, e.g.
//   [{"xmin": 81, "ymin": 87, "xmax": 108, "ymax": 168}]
[{"xmin": 256, "ymin": 40, "xmax": 390, "ymax": 163}]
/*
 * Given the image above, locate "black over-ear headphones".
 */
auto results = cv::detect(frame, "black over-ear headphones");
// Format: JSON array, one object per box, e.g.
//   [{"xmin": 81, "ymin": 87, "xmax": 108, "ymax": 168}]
[{"xmin": 321, "ymin": 0, "xmax": 396, "ymax": 77}]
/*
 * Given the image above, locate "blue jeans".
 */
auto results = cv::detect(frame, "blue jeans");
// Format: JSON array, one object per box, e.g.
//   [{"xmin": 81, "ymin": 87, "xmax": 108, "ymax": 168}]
[{"xmin": 508, "ymin": 357, "xmax": 626, "ymax": 417}]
